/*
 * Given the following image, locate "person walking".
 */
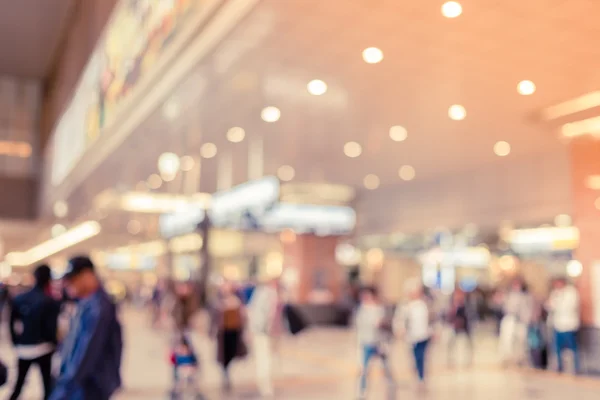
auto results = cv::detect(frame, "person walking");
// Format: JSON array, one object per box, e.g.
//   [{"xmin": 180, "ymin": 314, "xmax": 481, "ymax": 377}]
[
  {"xmin": 247, "ymin": 278, "xmax": 282, "ymax": 398},
  {"xmin": 394, "ymin": 280, "xmax": 433, "ymax": 389},
  {"xmin": 355, "ymin": 286, "xmax": 395, "ymax": 400},
  {"xmin": 50, "ymin": 256, "xmax": 123, "ymax": 400},
  {"xmin": 446, "ymin": 290, "xmax": 473, "ymax": 367},
  {"xmin": 546, "ymin": 277, "xmax": 581, "ymax": 374},
  {"xmin": 210, "ymin": 281, "xmax": 247, "ymax": 393},
  {"xmin": 9, "ymin": 265, "xmax": 61, "ymax": 400}
]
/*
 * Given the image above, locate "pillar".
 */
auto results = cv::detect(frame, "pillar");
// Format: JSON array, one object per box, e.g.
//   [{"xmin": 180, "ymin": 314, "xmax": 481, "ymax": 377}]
[
  {"xmin": 569, "ymin": 137, "xmax": 600, "ymax": 326},
  {"xmin": 281, "ymin": 234, "xmax": 343, "ymax": 304}
]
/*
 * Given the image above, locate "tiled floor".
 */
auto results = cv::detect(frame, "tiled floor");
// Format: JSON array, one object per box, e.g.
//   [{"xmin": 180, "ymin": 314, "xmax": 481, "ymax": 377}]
[{"xmin": 0, "ymin": 308, "xmax": 597, "ymax": 399}]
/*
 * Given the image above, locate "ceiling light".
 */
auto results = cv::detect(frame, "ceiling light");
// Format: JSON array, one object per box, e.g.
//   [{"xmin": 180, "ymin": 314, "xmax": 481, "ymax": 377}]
[
  {"xmin": 53, "ymin": 201, "xmax": 69, "ymax": 218},
  {"xmin": 227, "ymin": 127, "xmax": 246, "ymax": 143},
  {"xmin": 566, "ymin": 260, "xmax": 583, "ymax": 278},
  {"xmin": 162, "ymin": 98, "xmax": 180, "ymax": 120},
  {"xmin": 494, "ymin": 141, "xmax": 511, "ymax": 157},
  {"xmin": 277, "ymin": 165, "xmax": 295, "ymax": 181},
  {"xmin": 441, "ymin": 1, "xmax": 462, "ymax": 18},
  {"xmin": 389, "ymin": 125, "xmax": 408, "ymax": 142},
  {"xmin": 51, "ymin": 224, "xmax": 67, "ymax": 238},
  {"xmin": 261, "ymin": 106, "xmax": 281, "ymax": 122},
  {"xmin": 9, "ymin": 221, "xmax": 102, "ymax": 266},
  {"xmin": 554, "ymin": 214, "xmax": 572, "ymax": 227},
  {"xmin": 363, "ymin": 174, "xmax": 380, "ymax": 190},
  {"xmin": 200, "ymin": 142, "xmax": 217, "ymax": 158},
  {"xmin": 158, "ymin": 152, "xmax": 180, "ymax": 180},
  {"xmin": 147, "ymin": 174, "xmax": 163, "ymax": 189},
  {"xmin": 399, "ymin": 165, "xmax": 416, "ymax": 181},
  {"xmin": 307, "ymin": 80, "xmax": 328, "ymax": 96},
  {"xmin": 517, "ymin": 80, "xmax": 536, "ymax": 96},
  {"xmin": 362, "ymin": 47, "xmax": 383, "ymax": 64},
  {"xmin": 586, "ymin": 175, "xmax": 600, "ymax": 190},
  {"xmin": 180, "ymin": 155, "xmax": 195, "ymax": 171},
  {"xmin": 344, "ymin": 142, "xmax": 362, "ymax": 158},
  {"xmin": 448, "ymin": 105, "xmax": 466, "ymax": 121}
]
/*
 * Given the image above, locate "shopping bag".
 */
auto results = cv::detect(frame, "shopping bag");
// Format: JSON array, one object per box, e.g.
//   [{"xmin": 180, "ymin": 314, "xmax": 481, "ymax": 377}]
[{"xmin": 283, "ymin": 304, "xmax": 309, "ymax": 335}]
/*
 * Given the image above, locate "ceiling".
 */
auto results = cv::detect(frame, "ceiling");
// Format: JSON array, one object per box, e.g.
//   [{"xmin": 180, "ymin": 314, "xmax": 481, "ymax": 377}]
[
  {"xmin": 0, "ymin": 0, "xmax": 76, "ymax": 79},
  {"xmin": 35, "ymin": 0, "xmax": 600, "ymax": 250}
]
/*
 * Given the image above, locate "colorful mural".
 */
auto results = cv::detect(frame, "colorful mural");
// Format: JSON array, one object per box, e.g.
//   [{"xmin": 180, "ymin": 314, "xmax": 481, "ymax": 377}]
[{"xmin": 52, "ymin": 0, "xmax": 197, "ymax": 185}]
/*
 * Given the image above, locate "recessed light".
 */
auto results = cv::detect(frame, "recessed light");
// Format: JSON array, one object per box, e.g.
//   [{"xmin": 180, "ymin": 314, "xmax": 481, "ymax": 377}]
[
  {"xmin": 389, "ymin": 125, "xmax": 408, "ymax": 142},
  {"xmin": 157, "ymin": 152, "xmax": 180, "ymax": 180},
  {"xmin": 363, "ymin": 174, "xmax": 380, "ymax": 190},
  {"xmin": 147, "ymin": 174, "xmax": 162, "ymax": 189},
  {"xmin": 51, "ymin": 224, "xmax": 66, "ymax": 237},
  {"xmin": 586, "ymin": 175, "xmax": 600, "ymax": 190},
  {"xmin": 162, "ymin": 98, "xmax": 180, "ymax": 120},
  {"xmin": 261, "ymin": 106, "xmax": 281, "ymax": 122},
  {"xmin": 180, "ymin": 155, "xmax": 195, "ymax": 171},
  {"xmin": 554, "ymin": 214, "xmax": 572, "ymax": 227},
  {"xmin": 227, "ymin": 127, "xmax": 246, "ymax": 143},
  {"xmin": 494, "ymin": 141, "xmax": 511, "ymax": 156},
  {"xmin": 442, "ymin": 1, "xmax": 462, "ymax": 18},
  {"xmin": 53, "ymin": 201, "xmax": 69, "ymax": 218},
  {"xmin": 399, "ymin": 165, "xmax": 416, "ymax": 181},
  {"xmin": 344, "ymin": 142, "xmax": 362, "ymax": 158},
  {"xmin": 200, "ymin": 143, "xmax": 217, "ymax": 158},
  {"xmin": 448, "ymin": 105, "xmax": 466, "ymax": 120},
  {"xmin": 362, "ymin": 47, "xmax": 383, "ymax": 64},
  {"xmin": 307, "ymin": 80, "xmax": 327, "ymax": 96},
  {"xmin": 517, "ymin": 80, "xmax": 536, "ymax": 95},
  {"xmin": 277, "ymin": 165, "xmax": 295, "ymax": 181}
]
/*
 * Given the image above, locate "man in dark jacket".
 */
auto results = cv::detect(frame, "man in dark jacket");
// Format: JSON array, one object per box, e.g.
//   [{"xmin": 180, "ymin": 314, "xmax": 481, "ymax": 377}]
[
  {"xmin": 50, "ymin": 256, "xmax": 123, "ymax": 400},
  {"xmin": 9, "ymin": 264, "xmax": 60, "ymax": 400}
]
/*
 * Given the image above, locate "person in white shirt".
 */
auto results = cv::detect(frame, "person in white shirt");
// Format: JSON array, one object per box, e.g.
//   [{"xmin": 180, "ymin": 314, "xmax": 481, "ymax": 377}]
[
  {"xmin": 393, "ymin": 280, "xmax": 433, "ymax": 385},
  {"xmin": 546, "ymin": 277, "xmax": 580, "ymax": 374},
  {"xmin": 355, "ymin": 286, "xmax": 394, "ymax": 399},
  {"xmin": 247, "ymin": 279, "xmax": 281, "ymax": 397},
  {"xmin": 498, "ymin": 279, "xmax": 529, "ymax": 365}
]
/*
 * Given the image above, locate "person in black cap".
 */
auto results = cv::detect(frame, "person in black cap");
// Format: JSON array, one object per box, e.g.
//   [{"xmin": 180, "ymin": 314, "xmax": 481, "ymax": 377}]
[
  {"xmin": 9, "ymin": 264, "xmax": 60, "ymax": 400},
  {"xmin": 50, "ymin": 256, "xmax": 123, "ymax": 400}
]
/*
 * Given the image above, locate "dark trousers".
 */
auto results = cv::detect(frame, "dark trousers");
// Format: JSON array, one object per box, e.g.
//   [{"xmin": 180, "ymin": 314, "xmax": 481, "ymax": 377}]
[
  {"xmin": 412, "ymin": 339, "xmax": 430, "ymax": 381},
  {"xmin": 10, "ymin": 352, "xmax": 53, "ymax": 400}
]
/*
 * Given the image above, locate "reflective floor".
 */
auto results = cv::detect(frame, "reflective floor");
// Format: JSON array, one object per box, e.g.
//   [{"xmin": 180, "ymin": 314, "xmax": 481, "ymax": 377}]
[{"xmin": 0, "ymin": 308, "xmax": 598, "ymax": 399}]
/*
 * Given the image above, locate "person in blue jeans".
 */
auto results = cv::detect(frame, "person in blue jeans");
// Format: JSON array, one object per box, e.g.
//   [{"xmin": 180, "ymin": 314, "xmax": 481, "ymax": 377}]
[
  {"xmin": 394, "ymin": 279, "xmax": 433, "ymax": 388},
  {"xmin": 355, "ymin": 287, "xmax": 395, "ymax": 399},
  {"xmin": 546, "ymin": 277, "xmax": 580, "ymax": 374}
]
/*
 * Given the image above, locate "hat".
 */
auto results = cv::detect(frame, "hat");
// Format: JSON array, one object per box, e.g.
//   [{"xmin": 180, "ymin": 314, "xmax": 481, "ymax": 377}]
[{"xmin": 64, "ymin": 256, "xmax": 95, "ymax": 280}]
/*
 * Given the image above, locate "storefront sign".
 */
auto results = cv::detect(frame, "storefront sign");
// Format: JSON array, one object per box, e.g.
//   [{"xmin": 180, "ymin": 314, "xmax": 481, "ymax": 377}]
[
  {"xmin": 259, "ymin": 204, "xmax": 356, "ymax": 236},
  {"xmin": 159, "ymin": 206, "xmax": 206, "ymax": 239},
  {"xmin": 508, "ymin": 227, "xmax": 579, "ymax": 254},
  {"xmin": 210, "ymin": 176, "xmax": 280, "ymax": 226}
]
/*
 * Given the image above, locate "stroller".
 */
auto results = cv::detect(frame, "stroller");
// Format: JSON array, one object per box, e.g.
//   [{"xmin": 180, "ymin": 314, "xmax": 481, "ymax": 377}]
[{"xmin": 170, "ymin": 334, "xmax": 205, "ymax": 400}]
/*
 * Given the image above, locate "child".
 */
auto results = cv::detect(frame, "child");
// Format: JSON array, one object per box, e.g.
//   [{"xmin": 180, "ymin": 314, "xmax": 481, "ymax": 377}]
[
  {"xmin": 527, "ymin": 304, "xmax": 548, "ymax": 370},
  {"xmin": 170, "ymin": 336, "xmax": 199, "ymax": 388}
]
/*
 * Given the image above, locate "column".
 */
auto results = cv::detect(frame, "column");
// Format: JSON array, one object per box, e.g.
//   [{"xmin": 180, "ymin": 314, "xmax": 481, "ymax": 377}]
[
  {"xmin": 281, "ymin": 234, "xmax": 343, "ymax": 304},
  {"xmin": 569, "ymin": 137, "xmax": 600, "ymax": 326}
]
